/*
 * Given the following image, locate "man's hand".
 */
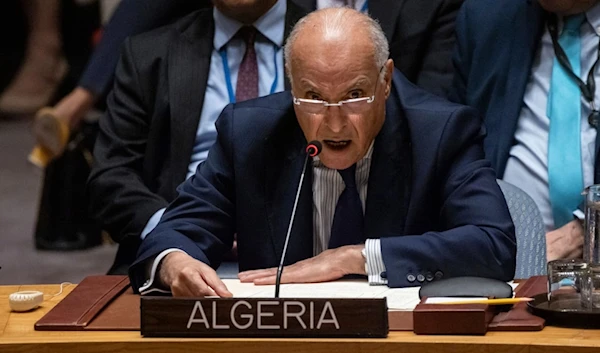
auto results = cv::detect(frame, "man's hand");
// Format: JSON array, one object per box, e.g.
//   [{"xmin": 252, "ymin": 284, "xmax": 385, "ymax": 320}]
[
  {"xmin": 546, "ymin": 219, "xmax": 584, "ymax": 262},
  {"xmin": 238, "ymin": 245, "xmax": 365, "ymax": 285},
  {"xmin": 159, "ymin": 252, "xmax": 233, "ymax": 297}
]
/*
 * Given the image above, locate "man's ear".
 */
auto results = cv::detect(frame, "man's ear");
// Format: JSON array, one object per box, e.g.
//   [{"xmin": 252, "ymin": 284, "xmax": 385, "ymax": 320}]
[{"xmin": 383, "ymin": 59, "xmax": 394, "ymax": 98}]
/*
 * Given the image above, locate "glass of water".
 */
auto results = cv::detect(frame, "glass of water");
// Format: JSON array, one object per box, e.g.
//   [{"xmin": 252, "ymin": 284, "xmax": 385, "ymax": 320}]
[
  {"xmin": 583, "ymin": 264, "xmax": 600, "ymax": 309},
  {"xmin": 584, "ymin": 185, "xmax": 600, "ymax": 264},
  {"xmin": 547, "ymin": 259, "xmax": 589, "ymax": 310}
]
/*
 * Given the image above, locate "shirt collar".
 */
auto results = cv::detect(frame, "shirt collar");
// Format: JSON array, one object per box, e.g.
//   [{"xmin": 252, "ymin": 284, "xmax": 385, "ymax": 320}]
[
  {"xmin": 586, "ymin": 2, "xmax": 600, "ymax": 36},
  {"xmin": 213, "ymin": 0, "xmax": 286, "ymax": 51}
]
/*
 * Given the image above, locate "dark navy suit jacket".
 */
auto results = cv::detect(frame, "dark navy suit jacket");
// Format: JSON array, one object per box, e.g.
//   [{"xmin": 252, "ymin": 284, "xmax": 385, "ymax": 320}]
[
  {"xmin": 129, "ymin": 71, "xmax": 517, "ymax": 291},
  {"xmin": 449, "ymin": 0, "xmax": 548, "ymax": 178}
]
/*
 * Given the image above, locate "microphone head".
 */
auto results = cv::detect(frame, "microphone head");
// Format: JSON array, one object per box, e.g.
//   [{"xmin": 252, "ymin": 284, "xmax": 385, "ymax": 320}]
[{"xmin": 305, "ymin": 140, "xmax": 322, "ymax": 157}]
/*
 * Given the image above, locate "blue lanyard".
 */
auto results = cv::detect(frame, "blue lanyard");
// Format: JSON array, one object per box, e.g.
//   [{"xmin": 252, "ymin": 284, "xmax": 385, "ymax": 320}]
[
  {"xmin": 360, "ymin": 1, "xmax": 368, "ymax": 13},
  {"xmin": 220, "ymin": 42, "xmax": 279, "ymax": 104}
]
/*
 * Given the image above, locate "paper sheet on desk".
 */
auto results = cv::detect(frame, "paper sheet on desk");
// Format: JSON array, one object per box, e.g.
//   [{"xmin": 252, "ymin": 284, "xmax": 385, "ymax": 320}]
[{"xmin": 221, "ymin": 279, "xmax": 422, "ymax": 311}]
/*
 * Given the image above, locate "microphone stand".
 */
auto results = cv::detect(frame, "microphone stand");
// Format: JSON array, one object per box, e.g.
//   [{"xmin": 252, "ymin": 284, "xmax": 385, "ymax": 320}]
[{"xmin": 275, "ymin": 152, "xmax": 310, "ymax": 298}]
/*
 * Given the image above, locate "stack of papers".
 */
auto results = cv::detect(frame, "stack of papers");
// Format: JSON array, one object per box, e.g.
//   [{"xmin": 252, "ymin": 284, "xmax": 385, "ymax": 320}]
[{"xmin": 221, "ymin": 279, "xmax": 422, "ymax": 311}]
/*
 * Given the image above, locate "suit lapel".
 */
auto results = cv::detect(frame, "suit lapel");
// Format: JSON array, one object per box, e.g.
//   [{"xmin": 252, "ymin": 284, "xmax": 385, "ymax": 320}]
[
  {"xmin": 505, "ymin": 2, "xmax": 545, "ymax": 125},
  {"xmin": 169, "ymin": 10, "xmax": 215, "ymax": 189},
  {"xmin": 264, "ymin": 105, "xmax": 314, "ymax": 264},
  {"xmin": 494, "ymin": 2, "xmax": 545, "ymax": 175},
  {"xmin": 368, "ymin": 0, "xmax": 403, "ymax": 42},
  {"xmin": 364, "ymin": 81, "xmax": 412, "ymax": 238}
]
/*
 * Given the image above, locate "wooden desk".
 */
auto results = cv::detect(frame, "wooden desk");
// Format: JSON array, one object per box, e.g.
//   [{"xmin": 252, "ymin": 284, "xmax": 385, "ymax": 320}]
[{"xmin": 2, "ymin": 284, "xmax": 600, "ymax": 353}]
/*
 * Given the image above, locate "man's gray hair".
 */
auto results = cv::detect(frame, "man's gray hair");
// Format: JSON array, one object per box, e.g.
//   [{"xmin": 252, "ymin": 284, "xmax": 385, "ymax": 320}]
[{"xmin": 284, "ymin": 8, "xmax": 389, "ymax": 73}]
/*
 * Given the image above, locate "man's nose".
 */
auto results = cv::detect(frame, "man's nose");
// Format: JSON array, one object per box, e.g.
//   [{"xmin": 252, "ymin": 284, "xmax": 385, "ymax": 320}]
[{"xmin": 323, "ymin": 106, "xmax": 347, "ymax": 133}]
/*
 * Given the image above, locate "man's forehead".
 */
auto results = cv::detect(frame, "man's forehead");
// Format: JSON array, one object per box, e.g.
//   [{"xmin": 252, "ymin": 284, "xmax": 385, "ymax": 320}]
[
  {"xmin": 297, "ymin": 75, "xmax": 372, "ymax": 90},
  {"xmin": 291, "ymin": 35, "xmax": 373, "ymax": 67}
]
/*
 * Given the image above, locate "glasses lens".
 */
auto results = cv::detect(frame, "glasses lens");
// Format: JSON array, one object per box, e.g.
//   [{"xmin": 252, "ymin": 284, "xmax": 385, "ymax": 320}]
[
  {"xmin": 340, "ymin": 98, "xmax": 372, "ymax": 114},
  {"xmin": 297, "ymin": 100, "xmax": 326, "ymax": 114}
]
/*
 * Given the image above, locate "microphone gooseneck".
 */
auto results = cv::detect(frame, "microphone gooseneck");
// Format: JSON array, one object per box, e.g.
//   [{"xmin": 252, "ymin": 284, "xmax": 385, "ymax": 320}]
[{"xmin": 275, "ymin": 140, "xmax": 322, "ymax": 298}]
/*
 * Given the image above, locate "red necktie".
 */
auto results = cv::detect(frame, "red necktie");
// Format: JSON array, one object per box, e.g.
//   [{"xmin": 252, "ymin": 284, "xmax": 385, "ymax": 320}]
[{"xmin": 235, "ymin": 26, "xmax": 258, "ymax": 102}]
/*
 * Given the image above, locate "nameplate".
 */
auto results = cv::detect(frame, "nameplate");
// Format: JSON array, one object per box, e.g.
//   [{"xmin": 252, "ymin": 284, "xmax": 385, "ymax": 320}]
[{"xmin": 141, "ymin": 297, "xmax": 388, "ymax": 338}]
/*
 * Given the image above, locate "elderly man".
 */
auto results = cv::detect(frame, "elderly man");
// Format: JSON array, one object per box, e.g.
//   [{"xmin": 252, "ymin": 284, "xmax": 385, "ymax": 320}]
[
  {"xmin": 450, "ymin": 0, "xmax": 600, "ymax": 261},
  {"xmin": 130, "ymin": 8, "xmax": 516, "ymax": 297}
]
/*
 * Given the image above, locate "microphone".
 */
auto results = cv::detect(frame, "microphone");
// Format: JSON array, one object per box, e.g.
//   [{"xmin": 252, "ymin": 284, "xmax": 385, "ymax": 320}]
[{"xmin": 275, "ymin": 140, "xmax": 322, "ymax": 298}]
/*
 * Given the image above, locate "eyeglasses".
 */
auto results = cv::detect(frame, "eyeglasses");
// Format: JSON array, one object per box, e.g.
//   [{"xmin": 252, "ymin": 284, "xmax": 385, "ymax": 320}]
[
  {"xmin": 292, "ymin": 95, "xmax": 376, "ymax": 115},
  {"xmin": 292, "ymin": 66, "xmax": 385, "ymax": 115}
]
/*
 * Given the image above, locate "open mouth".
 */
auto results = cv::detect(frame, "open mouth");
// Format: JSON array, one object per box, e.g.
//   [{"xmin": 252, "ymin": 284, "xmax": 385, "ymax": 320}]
[{"xmin": 324, "ymin": 140, "xmax": 351, "ymax": 150}]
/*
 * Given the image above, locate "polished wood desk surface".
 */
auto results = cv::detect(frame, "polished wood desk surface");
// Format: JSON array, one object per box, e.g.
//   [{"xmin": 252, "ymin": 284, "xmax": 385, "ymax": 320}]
[{"xmin": 1, "ymin": 284, "xmax": 600, "ymax": 353}]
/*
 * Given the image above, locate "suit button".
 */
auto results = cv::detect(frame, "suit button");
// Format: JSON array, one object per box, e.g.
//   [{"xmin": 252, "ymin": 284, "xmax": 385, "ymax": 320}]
[
  {"xmin": 417, "ymin": 274, "xmax": 425, "ymax": 283},
  {"xmin": 434, "ymin": 271, "xmax": 443, "ymax": 280},
  {"xmin": 407, "ymin": 274, "xmax": 416, "ymax": 283},
  {"xmin": 425, "ymin": 272, "xmax": 434, "ymax": 282},
  {"xmin": 380, "ymin": 271, "xmax": 387, "ymax": 279}
]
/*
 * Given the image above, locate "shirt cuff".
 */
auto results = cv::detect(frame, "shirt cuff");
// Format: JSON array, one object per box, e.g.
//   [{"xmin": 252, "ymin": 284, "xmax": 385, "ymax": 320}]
[
  {"xmin": 365, "ymin": 239, "xmax": 388, "ymax": 285},
  {"xmin": 139, "ymin": 248, "xmax": 185, "ymax": 295},
  {"xmin": 141, "ymin": 208, "xmax": 166, "ymax": 240}
]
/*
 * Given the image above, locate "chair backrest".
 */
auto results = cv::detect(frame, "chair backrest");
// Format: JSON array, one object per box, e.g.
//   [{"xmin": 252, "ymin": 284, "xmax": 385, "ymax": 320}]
[{"xmin": 497, "ymin": 179, "xmax": 547, "ymax": 279}]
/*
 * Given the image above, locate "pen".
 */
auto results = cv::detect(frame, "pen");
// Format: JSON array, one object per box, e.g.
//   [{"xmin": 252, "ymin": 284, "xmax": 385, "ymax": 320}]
[{"xmin": 432, "ymin": 298, "xmax": 534, "ymax": 305}]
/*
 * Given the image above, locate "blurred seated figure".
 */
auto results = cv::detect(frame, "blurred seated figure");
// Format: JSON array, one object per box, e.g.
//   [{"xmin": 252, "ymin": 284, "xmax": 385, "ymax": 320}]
[
  {"xmin": 449, "ymin": 0, "xmax": 600, "ymax": 261},
  {"xmin": 0, "ymin": 0, "xmax": 67, "ymax": 116},
  {"xmin": 29, "ymin": 0, "xmax": 210, "ymax": 167}
]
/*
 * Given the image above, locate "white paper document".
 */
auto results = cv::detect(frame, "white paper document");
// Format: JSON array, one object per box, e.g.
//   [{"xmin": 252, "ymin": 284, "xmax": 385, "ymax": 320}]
[{"xmin": 221, "ymin": 279, "xmax": 422, "ymax": 311}]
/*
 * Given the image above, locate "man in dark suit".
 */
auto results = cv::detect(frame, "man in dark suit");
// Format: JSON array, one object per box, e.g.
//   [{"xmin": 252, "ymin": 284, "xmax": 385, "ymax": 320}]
[
  {"xmin": 294, "ymin": 0, "xmax": 463, "ymax": 97},
  {"xmin": 450, "ymin": 0, "xmax": 600, "ymax": 261},
  {"xmin": 129, "ymin": 7, "xmax": 515, "ymax": 296},
  {"xmin": 88, "ymin": 0, "xmax": 465, "ymax": 276},
  {"xmin": 88, "ymin": 0, "xmax": 308, "ymax": 275}
]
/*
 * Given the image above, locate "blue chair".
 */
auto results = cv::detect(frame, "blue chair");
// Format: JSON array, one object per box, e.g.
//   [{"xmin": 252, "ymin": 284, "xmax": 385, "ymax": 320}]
[{"xmin": 496, "ymin": 179, "xmax": 547, "ymax": 279}]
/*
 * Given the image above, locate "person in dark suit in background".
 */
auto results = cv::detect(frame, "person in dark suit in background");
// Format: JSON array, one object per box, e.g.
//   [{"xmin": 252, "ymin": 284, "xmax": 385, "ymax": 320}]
[
  {"xmin": 87, "ymin": 0, "xmax": 308, "ymax": 275},
  {"xmin": 450, "ymin": 0, "xmax": 600, "ymax": 262},
  {"xmin": 129, "ymin": 7, "xmax": 516, "ymax": 297}
]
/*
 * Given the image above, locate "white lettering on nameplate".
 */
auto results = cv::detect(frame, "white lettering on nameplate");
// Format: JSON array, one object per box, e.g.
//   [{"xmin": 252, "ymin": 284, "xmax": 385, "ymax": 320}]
[{"xmin": 186, "ymin": 300, "xmax": 340, "ymax": 330}]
